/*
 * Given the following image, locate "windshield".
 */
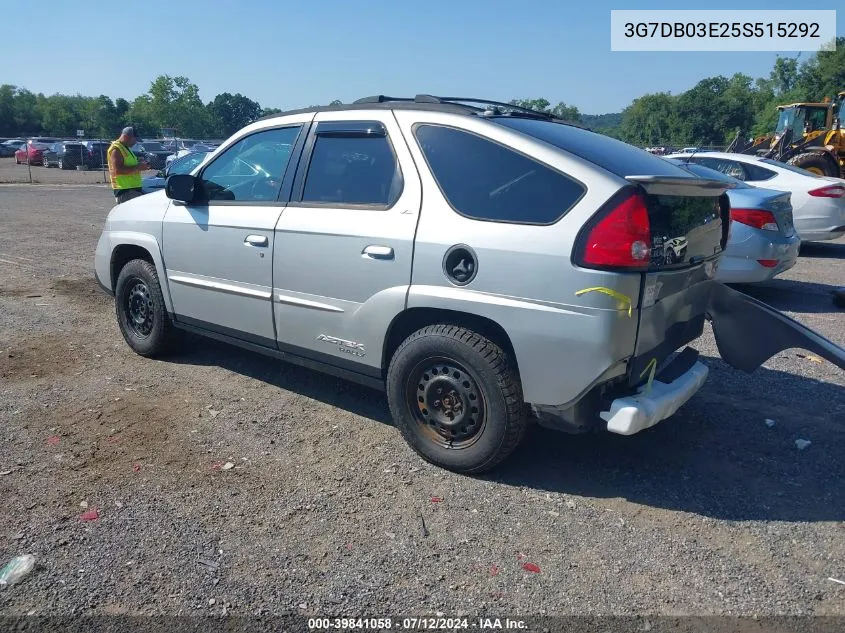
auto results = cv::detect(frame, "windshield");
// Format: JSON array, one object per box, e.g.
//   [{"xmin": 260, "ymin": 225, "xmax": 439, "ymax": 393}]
[
  {"xmin": 758, "ymin": 158, "xmax": 823, "ymax": 178},
  {"xmin": 169, "ymin": 152, "xmax": 207, "ymax": 175},
  {"xmin": 775, "ymin": 107, "xmax": 804, "ymax": 134},
  {"xmin": 142, "ymin": 142, "xmax": 164, "ymax": 151}
]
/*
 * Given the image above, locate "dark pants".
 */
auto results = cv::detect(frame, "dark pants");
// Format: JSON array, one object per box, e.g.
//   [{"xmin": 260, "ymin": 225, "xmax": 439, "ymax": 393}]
[{"xmin": 114, "ymin": 188, "xmax": 144, "ymax": 204}]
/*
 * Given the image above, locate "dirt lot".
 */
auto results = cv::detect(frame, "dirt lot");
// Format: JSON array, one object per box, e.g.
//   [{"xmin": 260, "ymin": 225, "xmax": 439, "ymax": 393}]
[{"xmin": 1, "ymin": 184, "xmax": 844, "ymax": 619}]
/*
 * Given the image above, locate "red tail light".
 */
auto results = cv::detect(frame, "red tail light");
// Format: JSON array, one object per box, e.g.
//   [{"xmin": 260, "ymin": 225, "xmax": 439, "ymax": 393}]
[
  {"xmin": 579, "ymin": 190, "xmax": 651, "ymax": 269},
  {"xmin": 757, "ymin": 259, "xmax": 779, "ymax": 268},
  {"xmin": 730, "ymin": 208, "xmax": 779, "ymax": 232},
  {"xmin": 808, "ymin": 184, "xmax": 845, "ymax": 198}
]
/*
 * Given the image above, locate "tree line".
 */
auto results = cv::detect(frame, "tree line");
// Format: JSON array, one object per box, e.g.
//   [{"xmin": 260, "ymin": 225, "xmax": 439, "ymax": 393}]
[{"xmin": 1, "ymin": 38, "xmax": 842, "ymax": 145}]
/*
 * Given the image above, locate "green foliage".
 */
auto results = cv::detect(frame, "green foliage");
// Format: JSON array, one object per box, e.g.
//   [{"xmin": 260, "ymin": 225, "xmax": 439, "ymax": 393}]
[
  {"xmin": 509, "ymin": 98, "xmax": 581, "ymax": 122},
  {"xmin": 1, "ymin": 44, "xmax": 843, "ymax": 146}
]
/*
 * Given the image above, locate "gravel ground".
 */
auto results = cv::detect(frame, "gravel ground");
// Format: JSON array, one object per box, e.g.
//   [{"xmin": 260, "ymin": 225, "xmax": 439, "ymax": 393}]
[{"xmin": 0, "ymin": 185, "xmax": 844, "ymax": 619}]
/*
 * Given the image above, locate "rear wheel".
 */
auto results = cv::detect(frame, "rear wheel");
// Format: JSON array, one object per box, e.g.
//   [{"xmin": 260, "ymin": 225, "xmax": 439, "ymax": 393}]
[
  {"xmin": 386, "ymin": 324, "xmax": 527, "ymax": 474},
  {"xmin": 114, "ymin": 259, "xmax": 180, "ymax": 358},
  {"xmin": 788, "ymin": 152, "xmax": 839, "ymax": 177}
]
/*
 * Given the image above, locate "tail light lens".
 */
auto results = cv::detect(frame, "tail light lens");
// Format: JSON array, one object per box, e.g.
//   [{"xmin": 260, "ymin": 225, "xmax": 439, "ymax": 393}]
[
  {"xmin": 730, "ymin": 208, "xmax": 779, "ymax": 232},
  {"xmin": 808, "ymin": 185, "xmax": 845, "ymax": 198},
  {"xmin": 578, "ymin": 189, "xmax": 651, "ymax": 269},
  {"xmin": 757, "ymin": 259, "xmax": 779, "ymax": 268}
]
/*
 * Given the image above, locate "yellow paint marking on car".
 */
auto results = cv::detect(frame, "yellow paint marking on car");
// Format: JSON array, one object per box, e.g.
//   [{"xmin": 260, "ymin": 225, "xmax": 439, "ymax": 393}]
[
  {"xmin": 574, "ymin": 287, "xmax": 633, "ymax": 318},
  {"xmin": 640, "ymin": 358, "xmax": 658, "ymax": 395}
]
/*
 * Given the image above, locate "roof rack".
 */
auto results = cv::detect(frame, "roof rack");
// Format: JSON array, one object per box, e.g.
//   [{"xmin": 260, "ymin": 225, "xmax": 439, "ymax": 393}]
[
  {"xmin": 354, "ymin": 94, "xmax": 554, "ymax": 118},
  {"xmin": 353, "ymin": 94, "xmax": 589, "ymax": 127}
]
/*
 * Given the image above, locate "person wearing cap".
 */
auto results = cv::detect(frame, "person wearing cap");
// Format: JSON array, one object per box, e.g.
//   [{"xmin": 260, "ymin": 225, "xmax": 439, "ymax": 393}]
[{"xmin": 108, "ymin": 126, "xmax": 150, "ymax": 203}]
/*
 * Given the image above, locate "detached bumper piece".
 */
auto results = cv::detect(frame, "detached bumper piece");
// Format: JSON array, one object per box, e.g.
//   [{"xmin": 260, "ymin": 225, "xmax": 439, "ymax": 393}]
[{"xmin": 600, "ymin": 348, "xmax": 708, "ymax": 436}]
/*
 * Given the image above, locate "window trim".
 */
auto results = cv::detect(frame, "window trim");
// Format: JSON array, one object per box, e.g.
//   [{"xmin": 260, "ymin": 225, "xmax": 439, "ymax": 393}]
[
  {"xmin": 289, "ymin": 119, "xmax": 405, "ymax": 211},
  {"xmin": 411, "ymin": 122, "xmax": 588, "ymax": 227},
  {"xmin": 193, "ymin": 123, "xmax": 307, "ymax": 207}
]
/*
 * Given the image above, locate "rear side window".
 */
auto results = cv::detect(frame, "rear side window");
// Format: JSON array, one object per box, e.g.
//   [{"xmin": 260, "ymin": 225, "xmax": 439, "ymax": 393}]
[
  {"xmin": 414, "ymin": 124, "xmax": 585, "ymax": 224},
  {"xmin": 302, "ymin": 134, "xmax": 401, "ymax": 207},
  {"xmin": 493, "ymin": 117, "xmax": 692, "ymax": 179}
]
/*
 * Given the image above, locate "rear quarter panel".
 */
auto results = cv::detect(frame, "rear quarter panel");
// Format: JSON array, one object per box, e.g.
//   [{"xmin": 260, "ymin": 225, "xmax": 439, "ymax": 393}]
[{"xmin": 394, "ymin": 111, "xmax": 641, "ymax": 407}]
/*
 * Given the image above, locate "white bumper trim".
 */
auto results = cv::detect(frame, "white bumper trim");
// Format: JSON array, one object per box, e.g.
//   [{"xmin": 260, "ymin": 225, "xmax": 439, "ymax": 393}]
[{"xmin": 600, "ymin": 361, "xmax": 709, "ymax": 435}]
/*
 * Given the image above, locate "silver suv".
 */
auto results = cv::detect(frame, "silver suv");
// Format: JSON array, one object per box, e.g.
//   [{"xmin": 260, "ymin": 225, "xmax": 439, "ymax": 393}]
[{"xmin": 94, "ymin": 95, "xmax": 844, "ymax": 473}]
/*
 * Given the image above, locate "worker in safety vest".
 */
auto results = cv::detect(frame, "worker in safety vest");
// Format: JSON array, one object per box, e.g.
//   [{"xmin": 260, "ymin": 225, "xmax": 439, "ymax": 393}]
[{"xmin": 108, "ymin": 126, "xmax": 150, "ymax": 203}]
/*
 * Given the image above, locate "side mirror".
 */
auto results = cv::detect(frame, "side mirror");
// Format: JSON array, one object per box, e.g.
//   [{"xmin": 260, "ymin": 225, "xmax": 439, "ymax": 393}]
[{"xmin": 166, "ymin": 174, "xmax": 198, "ymax": 202}]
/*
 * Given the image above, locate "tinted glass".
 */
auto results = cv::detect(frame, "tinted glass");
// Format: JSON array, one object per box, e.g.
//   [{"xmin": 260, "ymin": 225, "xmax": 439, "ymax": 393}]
[
  {"xmin": 688, "ymin": 157, "xmax": 747, "ymax": 180},
  {"xmin": 670, "ymin": 160, "xmax": 751, "ymax": 189},
  {"xmin": 759, "ymin": 158, "xmax": 822, "ymax": 178},
  {"xmin": 143, "ymin": 142, "xmax": 164, "ymax": 151},
  {"xmin": 200, "ymin": 126, "xmax": 300, "ymax": 202},
  {"xmin": 302, "ymin": 134, "xmax": 400, "ymax": 206},
  {"xmin": 170, "ymin": 152, "xmax": 207, "ymax": 175},
  {"xmin": 414, "ymin": 124, "xmax": 585, "ymax": 224},
  {"xmin": 494, "ymin": 117, "xmax": 696, "ymax": 178}
]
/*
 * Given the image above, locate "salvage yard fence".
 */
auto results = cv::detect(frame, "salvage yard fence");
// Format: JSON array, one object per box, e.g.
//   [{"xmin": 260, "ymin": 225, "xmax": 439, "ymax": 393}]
[{"xmin": 0, "ymin": 134, "xmax": 112, "ymax": 186}]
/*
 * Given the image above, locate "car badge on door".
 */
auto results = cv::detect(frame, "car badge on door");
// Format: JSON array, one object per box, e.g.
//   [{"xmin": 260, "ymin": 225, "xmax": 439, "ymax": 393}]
[{"xmin": 316, "ymin": 334, "xmax": 366, "ymax": 357}]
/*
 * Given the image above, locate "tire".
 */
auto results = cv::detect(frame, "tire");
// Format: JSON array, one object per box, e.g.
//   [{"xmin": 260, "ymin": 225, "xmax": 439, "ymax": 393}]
[
  {"xmin": 386, "ymin": 324, "xmax": 527, "ymax": 474},
  {"xmin": 114, "ymin": 259, "xmax": 180, "ymax": 358},
  {"xmin": 787, "ymin": 152, "xmax": 839, "ymax": 177}
]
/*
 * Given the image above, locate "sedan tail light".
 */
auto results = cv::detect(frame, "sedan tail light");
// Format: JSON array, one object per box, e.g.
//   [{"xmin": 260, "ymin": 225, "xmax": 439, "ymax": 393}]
[
  {"xmin": 757, "ymin": 259, "xmax": 779, "ymax": 268},
  {"xmin": 730, "ymin": 208, "xmax": 779, "ymax": 232},
  {"xmin": 808, "ymin": 184, "xmax": 845, "ymax": 198}
]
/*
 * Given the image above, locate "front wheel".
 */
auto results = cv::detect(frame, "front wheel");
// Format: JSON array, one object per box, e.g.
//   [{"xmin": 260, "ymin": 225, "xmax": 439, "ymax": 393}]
[
  {"xmin": 114, "ymin": 259, "xmax": 180, "ymax": 357},
  {"xmin": 386, "ymin": 324, "xmax": 527, "ymax": 474},
  {"xmin": 787, "ymin": 152, "xmax": 839, "ymax": 177}
]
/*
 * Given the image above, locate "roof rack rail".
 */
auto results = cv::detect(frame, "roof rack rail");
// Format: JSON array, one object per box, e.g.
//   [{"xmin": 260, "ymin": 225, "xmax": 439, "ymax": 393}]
[
  {"xmin": 354, "ymin": 94, "xmax": 577, "ymax": 123},
  {"xmin": 353, "ymin": 95, "xmax": 417, "ymax": 104},
  {"xmin": 420, "ymin": 95, "xmax": 557, "ymax": 119}
]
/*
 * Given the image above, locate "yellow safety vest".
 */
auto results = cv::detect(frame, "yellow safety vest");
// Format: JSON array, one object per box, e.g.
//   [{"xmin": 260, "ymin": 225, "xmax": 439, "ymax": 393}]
[{"xmin": 108, "ymin": 141, "xmax": 142, "ymax": 190}]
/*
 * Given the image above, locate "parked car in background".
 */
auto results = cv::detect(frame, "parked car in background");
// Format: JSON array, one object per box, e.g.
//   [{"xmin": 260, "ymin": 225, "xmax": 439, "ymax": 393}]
[
  {"xmin": 15, "ymin": 139, "xmax": 57, "ymax": 165},
  {"xmin": 82, "ymin": 141, "xmax": 112, "ymax": 169},
  {"xmin": 141, "ymin": 150, "xmax": 209, "ymax": 194},
  {"xmin": 164, "ymin": 142, "xmax": 219, "ymax": 166},
  {"xmin": 668, "ymin": 151, "xmax": 845, "ymax": 242},
  {"xmin": 94, "ymin": 94, "xmax": 845, "ymax": 473},
  {"xmin": 135, "ymin": 141, "xmax": 173, "ymax": 170},
  {"xmin": 668, "ymin": 159, "xmax": 800, "ymax": 284},
  {"xmin": 0, "ymin": 139, "xmax": 25, "ymax": 157},
  {"xmin": 43, "ymin": 141, "xmax": 89, "ymax": 169}
]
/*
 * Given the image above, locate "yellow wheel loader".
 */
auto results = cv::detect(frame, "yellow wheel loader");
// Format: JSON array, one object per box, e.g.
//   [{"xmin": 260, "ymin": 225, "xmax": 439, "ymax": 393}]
[{"xmin": 727, "ymin": 91, "xmax": 845, "ymax": 178}]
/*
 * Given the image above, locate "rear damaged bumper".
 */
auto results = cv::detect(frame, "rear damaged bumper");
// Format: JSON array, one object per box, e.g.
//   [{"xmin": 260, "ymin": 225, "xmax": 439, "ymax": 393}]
[{"xmin": 600, "ymin": 358, "xmax": 709, "ymax": 435}]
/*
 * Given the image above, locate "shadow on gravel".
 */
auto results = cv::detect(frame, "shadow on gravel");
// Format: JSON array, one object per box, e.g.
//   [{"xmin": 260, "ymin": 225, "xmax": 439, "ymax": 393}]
[
  {"xmin": 729, "ymin": 278, "xmax": 843, "ymax": 314},
  {"xmin": 173, "ymin": 333, "xmax": 393, "ymax": 424},
  {"xmin": 799, "ymin": 241, "xmax": 845, "ymax": 260},
  {"xmin": 492, "ymin": 355, "xmax": 845, "ymax": 523}
]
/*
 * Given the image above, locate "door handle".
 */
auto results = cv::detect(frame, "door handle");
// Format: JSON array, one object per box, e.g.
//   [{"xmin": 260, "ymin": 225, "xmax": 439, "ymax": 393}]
[
  {"xmin": 362, "ymin": 245, "xmax": 394, "ymax": 260},
  {"xmin": 244, "ymin": 235, "xmax": 269, "ymax": 247}
]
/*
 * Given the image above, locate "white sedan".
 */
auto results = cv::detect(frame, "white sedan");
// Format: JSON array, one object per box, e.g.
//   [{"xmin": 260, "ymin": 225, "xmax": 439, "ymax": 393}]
[{"xmin": 667, "ymin": 151, "xmax": 845, "ymax": 242}]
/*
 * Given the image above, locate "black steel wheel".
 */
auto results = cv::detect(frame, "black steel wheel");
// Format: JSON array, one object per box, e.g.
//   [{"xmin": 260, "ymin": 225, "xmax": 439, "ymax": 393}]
[
  {"xmin": 114, "ymin": 258, "xmax": 180, "ymax": 357},
  {"xmin": 407, "ymin": 356, "xmax": 487, "ymax": 449},
  {"xmin": 387, "ymin": 324, "xmax": 527, "ymax": 473}
]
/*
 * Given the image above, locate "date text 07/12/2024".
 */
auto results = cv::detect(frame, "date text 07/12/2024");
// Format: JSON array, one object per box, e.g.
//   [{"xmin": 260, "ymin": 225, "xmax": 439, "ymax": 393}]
[{"xmin": 307, "ymin": 617, "xmax": 528, "ymax": 630}]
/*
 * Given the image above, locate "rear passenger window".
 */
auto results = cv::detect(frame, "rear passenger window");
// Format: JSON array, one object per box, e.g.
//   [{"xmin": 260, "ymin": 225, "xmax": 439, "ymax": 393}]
[
  {"xmin": 414, "ymin": 124, "xmax": 585, "ymax": 224},
  {"xmin": 302, "ymin": 134, "xmax": 401, "ymax": 206},
  {"xmin": 741, "ymin": 163, "xmax": 777, "ymax": 182}
]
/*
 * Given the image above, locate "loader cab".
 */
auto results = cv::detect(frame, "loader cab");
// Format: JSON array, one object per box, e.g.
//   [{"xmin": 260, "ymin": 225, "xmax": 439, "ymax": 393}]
[{"xmin": 775, "ymin": 104, "xmax": 829, "ymax": 136}]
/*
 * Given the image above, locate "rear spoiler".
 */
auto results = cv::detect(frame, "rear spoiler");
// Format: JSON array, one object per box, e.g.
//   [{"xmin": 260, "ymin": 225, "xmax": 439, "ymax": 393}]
[{"xmin": 625, "ymin": 175, "xmax": 734, "ymax": 197}]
